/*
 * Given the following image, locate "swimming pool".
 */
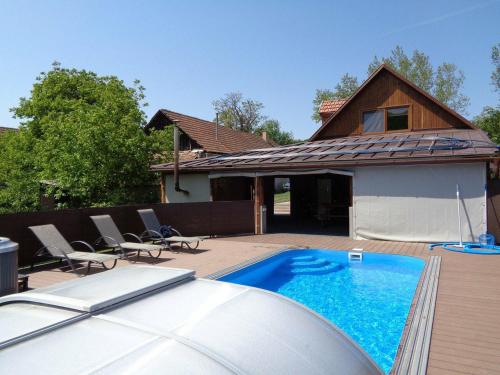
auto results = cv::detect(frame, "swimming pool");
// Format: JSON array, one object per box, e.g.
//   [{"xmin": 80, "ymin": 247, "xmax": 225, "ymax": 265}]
[{"xmin": 218, "ymin": 249, "xmax": 425, "ymax": 373}]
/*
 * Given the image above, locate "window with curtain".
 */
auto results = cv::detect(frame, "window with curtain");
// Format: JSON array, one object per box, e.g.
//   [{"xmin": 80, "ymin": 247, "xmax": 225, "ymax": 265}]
[
  {"xmin": 362, "ymin": 110, "xmax": 384, "ymax": 133},
  {"xmin": 387, "ymin": 107, "xmax": 409, "ymax": 131}
]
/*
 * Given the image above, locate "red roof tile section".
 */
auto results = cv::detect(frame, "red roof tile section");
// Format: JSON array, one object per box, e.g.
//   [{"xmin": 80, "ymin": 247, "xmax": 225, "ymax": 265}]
[
  {"xmin": 153, "ymin": 110, "xmax": 275, "ymax": 154},
  {"xmin": 319, "ymin": 99, "xmax": 347, "ymax": 114},
  {"xmin": 151, "ymin": 128, "xmax": 497, "ymax": 172}
]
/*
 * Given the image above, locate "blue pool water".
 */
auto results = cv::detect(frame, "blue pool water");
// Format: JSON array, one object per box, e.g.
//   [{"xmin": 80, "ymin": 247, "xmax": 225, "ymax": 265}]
[{"xmin": 219, "ymin": 249, "xmax": 425, "ymax": 373}]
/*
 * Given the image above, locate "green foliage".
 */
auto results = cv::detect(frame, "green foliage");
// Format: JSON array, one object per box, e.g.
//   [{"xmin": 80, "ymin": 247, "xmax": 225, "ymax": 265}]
[
  {"xmin": 0, "ymin": 129, "xmax": 39, "ymax": 213},
  {"xmin": 212, "ymin": 92, "xmax": 265, "ymax": 133},
  {"xmin": 0, "ymin": 63, "xmax": 172, "ymax": 213},
  {"xmin": 474, "ymin": 106, "xmax": 500, "ymax": 144},
  {"xmin": 368, "ymin": 46, "xmax": 469, "ymax": 114},
  {"xmin": 255, "ymin": 119, "xmax": 297, "ymax": 145},
  {"xmin": 312, "ymin": 74, "xmax": 359, "ymax": 122},
  {"xmin": 492, "ymin": 43, "xmax": 500, "ymax": 93},
  {"xmin": 434, "ymin": 63, "xmax": 470, "ymax": 114}
]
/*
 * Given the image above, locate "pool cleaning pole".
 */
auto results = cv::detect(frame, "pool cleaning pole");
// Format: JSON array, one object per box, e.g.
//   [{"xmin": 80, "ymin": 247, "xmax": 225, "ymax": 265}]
[{"xmin": 457, "ymin": 184, "xmax": 464, "ymax": 248}]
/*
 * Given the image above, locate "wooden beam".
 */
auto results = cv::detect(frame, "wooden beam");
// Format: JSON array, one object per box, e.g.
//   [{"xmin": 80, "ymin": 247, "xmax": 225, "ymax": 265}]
[
  {"xmin": 254, "ymin": 176, "xmax": 264, "ymax": 234},
  {"xmin": 160, "ymin": 172, "xmax": 166, "ymax": 203}
]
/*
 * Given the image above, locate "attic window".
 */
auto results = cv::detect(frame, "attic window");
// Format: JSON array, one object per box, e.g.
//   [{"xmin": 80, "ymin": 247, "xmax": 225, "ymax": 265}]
[
  {"xmin": 387, "ymin": 107, "xmax": 409, "ymax": 131},
  {"xmin": 362, "ymin": 110, "xmax": 384, "ymax": 133}
]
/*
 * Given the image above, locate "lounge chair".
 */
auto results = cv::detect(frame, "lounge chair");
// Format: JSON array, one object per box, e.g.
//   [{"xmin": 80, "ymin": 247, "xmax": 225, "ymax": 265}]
[
  {"xmin": 90, "ymin": 214, "xmax": 166, "ymax": 259},
  {"xmin": 29, "ymin": 224, "xmax": 119, "ymax": 275},
  {"xmin": 137, "ymin": 208, "xmax": 205, "ymax": 250}
]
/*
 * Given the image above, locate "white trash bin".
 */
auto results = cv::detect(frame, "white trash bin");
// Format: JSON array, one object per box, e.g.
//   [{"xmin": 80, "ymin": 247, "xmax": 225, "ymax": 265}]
[{"xmin": 0, "ymin": 237, "xmax": 18, "ymax": 296}]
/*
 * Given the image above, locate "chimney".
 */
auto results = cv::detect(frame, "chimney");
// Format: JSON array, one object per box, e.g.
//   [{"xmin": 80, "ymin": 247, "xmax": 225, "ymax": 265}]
[{"xmin": 261, "ymin": 131, "xmax": 268, "ymax": 142}]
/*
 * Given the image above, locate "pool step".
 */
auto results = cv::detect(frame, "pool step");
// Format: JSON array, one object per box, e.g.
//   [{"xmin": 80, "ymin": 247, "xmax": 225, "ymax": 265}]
[
  {"xmin": 290, "ymin": 255, "xmax": 316, "ymax": 262},
  {"xmin": 287, "ymin": 261, "xmax": 343, "ymax": 275},
  {"xmin": 287, "ymin": 258, "xmax": 330, "ymax": 268}
]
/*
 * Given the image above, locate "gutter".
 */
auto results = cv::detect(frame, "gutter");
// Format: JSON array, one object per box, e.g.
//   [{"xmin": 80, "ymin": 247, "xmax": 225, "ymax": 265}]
[{"xmin": 173, "ymin": 123, "xmax": 189, "ymax": 195}]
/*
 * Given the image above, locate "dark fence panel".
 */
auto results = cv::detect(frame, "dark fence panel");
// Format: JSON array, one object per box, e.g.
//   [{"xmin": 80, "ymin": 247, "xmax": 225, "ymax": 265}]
[
  {"xmin": 0, "ymin": 201, "xmax": 254, "ymax": 267},
  {"xmin": 487, "ymin": 179, "xmax": 500, "ymax": 243}
]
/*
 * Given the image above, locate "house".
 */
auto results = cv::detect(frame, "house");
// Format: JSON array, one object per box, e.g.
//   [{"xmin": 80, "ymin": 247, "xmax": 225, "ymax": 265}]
[
  {"xmin": 151, "ymin": 65, "xmax": 498, "ymax": 243},
  {"xmin": 145, "ymin": 109, "xmax": 274, "ymax": 161}
]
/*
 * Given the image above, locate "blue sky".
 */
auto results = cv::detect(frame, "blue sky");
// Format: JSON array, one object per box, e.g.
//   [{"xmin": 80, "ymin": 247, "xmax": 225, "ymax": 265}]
[{"xmin": 0, "ymin": 0, "xmax": 498, "ymax": 139}]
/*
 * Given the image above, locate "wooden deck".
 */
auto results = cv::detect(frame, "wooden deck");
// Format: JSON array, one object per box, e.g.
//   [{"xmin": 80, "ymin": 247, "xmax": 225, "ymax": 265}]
[{"xmin": 23, "ymin": 233, "xmax": 500, "ymax": 374}]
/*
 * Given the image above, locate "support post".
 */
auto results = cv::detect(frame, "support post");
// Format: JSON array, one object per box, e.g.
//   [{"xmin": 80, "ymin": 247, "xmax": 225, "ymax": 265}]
[
  {"xmin": 254, "ymin": 176, "xmax": 264, "ymax": 234},
  {"xmin": 160, "ymin": 172, "xmax": 166, "ymax": 203}
]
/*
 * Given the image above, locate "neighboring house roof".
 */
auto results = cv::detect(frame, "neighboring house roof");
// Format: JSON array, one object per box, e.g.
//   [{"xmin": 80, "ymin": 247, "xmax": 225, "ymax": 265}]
[
  {"xmin": 310, "ymin": 64, "xmax": 477, "ymax": 141},
  {"xmin": 319, "ymin": 99, "xmax": 347, "ymax": 116},
  {"xmin": 145, "ymin": 109, "xmax": 275, "ymax": 154},
  {"xmin": 0, "ymin": 126, "xmax": 18, "ymax": 134},
  {"xmin": 151, "ymin": 128, "xmax": 497, "ymax": 173}
]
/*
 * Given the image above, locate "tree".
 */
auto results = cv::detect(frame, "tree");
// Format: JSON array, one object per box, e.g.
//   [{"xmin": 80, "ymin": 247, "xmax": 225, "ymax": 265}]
[
  {"xmin": 312, "ymin": 74, "xmax": 359, "ymax": 122},
  {"xmin": 212, "ymin": 92, "xmax": 265, "ymax": 132},
  {"xmin": 475, "ymin": 106, "xmax": 500, "ymax": 144},
  {"xmin": 368, "ymin": 46, "xmax": 469, "ymax": 114},
  {"xmin": 0, "ymin": 62, "xmax": 172, "ymax": 213},
  {"xmin": 475, "ymin": 44, "xmax": 500, "ymax": 144},
  {"xmin": 492, "ymin": 43, "xmax": 500, "ymax": 92},
  {"xmin": 255, "ymin": 119, "xmax": 297, "ymax": 145},
  {"xmin": 0, "ymin": 129, "xmax": 39, "ymax": 213}
]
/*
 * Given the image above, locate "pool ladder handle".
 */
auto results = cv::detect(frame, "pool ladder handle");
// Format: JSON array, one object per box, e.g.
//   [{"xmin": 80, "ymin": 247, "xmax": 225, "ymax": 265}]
[{"xmin": 348, "ymin": 248, "xmax": 363, "ymax": 261}]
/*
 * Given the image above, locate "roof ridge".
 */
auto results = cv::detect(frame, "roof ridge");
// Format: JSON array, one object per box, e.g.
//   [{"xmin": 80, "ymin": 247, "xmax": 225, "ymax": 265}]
[{"xmin": 160, "ymin": 109, "xmax": 215, "ymax": 125}]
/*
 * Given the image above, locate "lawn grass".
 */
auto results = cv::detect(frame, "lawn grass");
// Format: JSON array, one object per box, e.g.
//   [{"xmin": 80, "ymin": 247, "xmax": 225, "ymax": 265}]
[{"xmin": 274, "ymin": 191, "xmax": 290, "ymax": 203}]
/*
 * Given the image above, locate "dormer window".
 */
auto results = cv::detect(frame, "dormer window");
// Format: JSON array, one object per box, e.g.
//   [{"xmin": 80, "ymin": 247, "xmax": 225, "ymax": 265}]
[
  {"xmin": 387, "ymin": 107, "xmax": 409, "ymax": 131},
  {"xmin": 362, "ymin": 106, "xmax": 410, "ymax": 133},
  {"xmin": 362, "ymin": 110, "xmax": 384, "ymax": 133}
]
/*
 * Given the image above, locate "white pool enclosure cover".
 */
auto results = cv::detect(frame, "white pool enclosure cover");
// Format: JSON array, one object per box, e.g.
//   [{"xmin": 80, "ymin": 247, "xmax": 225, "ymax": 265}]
[{"xmin": 0, "ymin": 266, "xmax": 382, "ymax": 375}]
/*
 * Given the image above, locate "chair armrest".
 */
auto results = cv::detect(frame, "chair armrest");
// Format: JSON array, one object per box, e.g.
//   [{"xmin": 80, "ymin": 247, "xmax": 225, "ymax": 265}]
[
  {"xmin": 95, "ymin": 236, "xmax": 121, "ymax": 248},
  {"xmin": 170, "ymin": 228, "xmax": 182, "ymax": 237},
  {"xmin": 70, "ymin": 240, "xmax": 96, "ymax": 253},
  {"xmin": 123, "ymin": 232, "xmax": 143, "ymax": 243},
  {"xmin": 140, "ymin": 229, "xmax": 164, "ymax": 240}
]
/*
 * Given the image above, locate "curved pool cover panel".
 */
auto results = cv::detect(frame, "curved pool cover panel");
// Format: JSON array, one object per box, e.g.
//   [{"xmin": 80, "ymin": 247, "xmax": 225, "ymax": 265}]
[
  {"xmin": 0, "ymin": 265, "xmax": 383, "ymax": 375},
  {"xmin": 429, "ymin": 242, "xmax": 500, "ymax": 254}
]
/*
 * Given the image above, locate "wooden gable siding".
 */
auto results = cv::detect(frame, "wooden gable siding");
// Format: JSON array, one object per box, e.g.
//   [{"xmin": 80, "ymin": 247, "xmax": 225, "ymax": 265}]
[{"xmin": 316, "ymin": 69, "xmax": 471, "ymax": 139}]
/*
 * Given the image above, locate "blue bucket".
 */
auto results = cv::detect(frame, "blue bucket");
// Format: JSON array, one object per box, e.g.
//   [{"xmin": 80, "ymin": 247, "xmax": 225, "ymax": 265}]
[{"xmin": 478, "ymin": 233, "xmax": 496, "ymax": 246}]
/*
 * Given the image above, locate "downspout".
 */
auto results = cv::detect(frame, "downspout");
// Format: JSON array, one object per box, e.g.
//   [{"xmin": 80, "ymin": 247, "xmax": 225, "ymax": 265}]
[{"xmin": 173, "ymin": 122, "xmax": 189, "ymax": 195}]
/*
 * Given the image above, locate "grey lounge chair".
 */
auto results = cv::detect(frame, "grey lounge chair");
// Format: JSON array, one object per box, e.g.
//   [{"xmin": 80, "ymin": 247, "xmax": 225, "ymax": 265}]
[
  {"xmin": 29, "ymin": 224, "xmax": 119, "ymax": 275},
  {"xmin": 90, "ymin": 214, "xmax": 166, "ymax": 259},
  {"xmin": 137, "ymin": 208, "xmax": 205, "ymax": 250}
]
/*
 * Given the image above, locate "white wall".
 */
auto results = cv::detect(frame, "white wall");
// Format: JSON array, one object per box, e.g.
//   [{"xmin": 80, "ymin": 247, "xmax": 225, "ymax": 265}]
[
  {"xmin": 165, "ymin": 173, "xmax": 211, "ymax": 203},
  {"xmin": 353, "ymin": 163, "xmax": 486, "ymax": 242}
]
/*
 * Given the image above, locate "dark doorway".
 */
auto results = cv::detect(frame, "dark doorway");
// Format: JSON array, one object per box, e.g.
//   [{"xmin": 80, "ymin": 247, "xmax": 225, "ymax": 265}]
[{"xmin": 266, "ymin": 173, "xmax": 352, "ymax": 235}]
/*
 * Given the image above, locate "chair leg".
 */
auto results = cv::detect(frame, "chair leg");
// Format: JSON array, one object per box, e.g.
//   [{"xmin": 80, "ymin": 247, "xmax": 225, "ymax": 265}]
[{"xmin": 85, "ymin": 261, "xmax": 92, "ymax": 276}]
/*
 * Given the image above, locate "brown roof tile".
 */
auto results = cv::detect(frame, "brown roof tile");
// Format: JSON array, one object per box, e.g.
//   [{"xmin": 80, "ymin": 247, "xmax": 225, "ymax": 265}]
[
  {"xmin": 148, "ymin": 109, "xmax": 275, "ymax": 154},
  {"xmin": 0, "ymin": 126, "xmax": 18, "ymax": 134}
]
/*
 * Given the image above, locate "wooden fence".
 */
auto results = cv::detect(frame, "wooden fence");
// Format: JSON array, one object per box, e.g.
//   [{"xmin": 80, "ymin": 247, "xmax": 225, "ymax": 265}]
[
  {"xmin": 487, "ymin": 179, "xmax": 500, "ymax": 243},
  {"xmin": 0, "ymin": 201, "xmax": 254, "ymax": 267}
]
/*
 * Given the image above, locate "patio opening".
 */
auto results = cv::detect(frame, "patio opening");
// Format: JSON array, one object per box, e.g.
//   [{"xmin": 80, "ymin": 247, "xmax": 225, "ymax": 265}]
[{"xmin": 265, "ymin": 173, "xmax": 352, "ymax": 235}]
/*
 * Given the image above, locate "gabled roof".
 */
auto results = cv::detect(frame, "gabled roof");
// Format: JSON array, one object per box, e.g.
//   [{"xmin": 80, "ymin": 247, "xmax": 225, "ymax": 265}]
[
  {"xmin": 151, "ymin": 128, "xmax": 497, "ymax": 173},
  {"xmin": 146, "ymin": 109, "xmax": 275, "ymax": 154},
  {"xmin": 319, "ymin": 99, "xmax": 347, "ymax": 115},
  {"xmin": 310, "ymin": 64, "xmax": 477, "ymax": 141}
]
